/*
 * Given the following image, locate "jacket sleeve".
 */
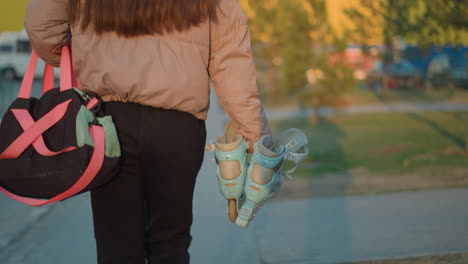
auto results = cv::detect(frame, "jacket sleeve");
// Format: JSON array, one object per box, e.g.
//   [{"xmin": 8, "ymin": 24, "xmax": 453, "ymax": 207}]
[
  {"xmin": 209, "ymin": 0, "xmax": 271, "ymax": 150},
  {"xmin": 24, "ymin": 0, "xmax": 69, "ymax": 67}
]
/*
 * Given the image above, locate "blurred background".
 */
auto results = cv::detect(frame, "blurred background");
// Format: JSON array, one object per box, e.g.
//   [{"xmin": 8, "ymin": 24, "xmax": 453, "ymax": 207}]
[
  {"xmin": 1, "ymin": 1, "xmax": 468, "ymax": 264},
  {"xmin": 238, "ymin": 0, "xmax": 468, "ymax": 198}
]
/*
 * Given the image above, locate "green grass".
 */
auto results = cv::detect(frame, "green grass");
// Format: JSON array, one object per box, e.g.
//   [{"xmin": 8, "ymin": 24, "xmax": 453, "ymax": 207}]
[
  {"xmin": 264, "ymin": 88, "xmax": 468, "ymax": 108},
  {"xmin": 345, "ymin": 88, "xmax": 468, "ymax": 105},
  {"xmin": 273, "ymin": 111, "xmax": 468, "ymax": 179}
]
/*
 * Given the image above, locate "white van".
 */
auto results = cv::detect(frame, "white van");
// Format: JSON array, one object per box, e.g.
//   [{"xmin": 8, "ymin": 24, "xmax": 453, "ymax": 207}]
[{"xmin": 0, "ymin": 30, "xmax": 58, "ymax": 80}]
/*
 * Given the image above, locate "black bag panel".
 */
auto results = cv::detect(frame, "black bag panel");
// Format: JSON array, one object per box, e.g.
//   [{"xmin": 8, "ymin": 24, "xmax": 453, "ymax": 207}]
[
  {"xmin": 0, "ymin": 147, "xmax": 87, "ymax": 198},
  {"xmin": 0, "ymin": 145, "xmax": 120, "ymax": 199},
  {"xmin": 83, "ymin": 154, "xmax": 122, "ymax": 194},
  {"xmin": 37, "ymin": 89, "xmax": 81, "ymax": 152},
  {"xmin": 0, "ymin": 108, "xmax": 25, "ymax": 151}
]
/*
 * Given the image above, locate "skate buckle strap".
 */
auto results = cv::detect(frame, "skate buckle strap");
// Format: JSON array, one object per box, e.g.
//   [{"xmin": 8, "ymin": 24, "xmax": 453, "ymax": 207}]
[
  {"xmin": 284, "ymin": 147, "xmax": 309, "ymax": 163},
  {"xmin": 252, "ymin": 145, "xmax": 287, "ymax": 170},
  {"xmin": 281, "ymin": 146, "xmax": 309, "ymax": 180},
  {"xmin": 213, "ymin": 140, "xmax": 247, "ymax": 162}
]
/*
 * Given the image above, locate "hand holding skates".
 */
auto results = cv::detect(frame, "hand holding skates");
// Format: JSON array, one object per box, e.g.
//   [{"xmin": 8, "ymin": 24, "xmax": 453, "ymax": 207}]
[{"xmin": 207, "ymin": 122, "xmax": 309, "ymax": 228}]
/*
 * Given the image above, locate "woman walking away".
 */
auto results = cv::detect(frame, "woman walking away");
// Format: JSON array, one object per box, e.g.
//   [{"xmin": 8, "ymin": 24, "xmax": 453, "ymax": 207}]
[{"xmin": 24, "ymin": 0, "xmax": 270, "ymax": 263}]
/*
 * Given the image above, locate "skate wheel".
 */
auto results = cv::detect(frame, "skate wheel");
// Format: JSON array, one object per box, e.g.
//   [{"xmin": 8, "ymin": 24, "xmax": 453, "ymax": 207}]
[{"xmin": 228, "ymin": 199, "xmax": 238, "ymax": 223}]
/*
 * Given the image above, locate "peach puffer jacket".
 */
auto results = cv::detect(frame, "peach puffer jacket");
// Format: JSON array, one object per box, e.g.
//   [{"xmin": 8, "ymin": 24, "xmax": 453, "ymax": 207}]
[{"xmin": 25, "ymin": 0, "xmax": 271, "ymax": 148}]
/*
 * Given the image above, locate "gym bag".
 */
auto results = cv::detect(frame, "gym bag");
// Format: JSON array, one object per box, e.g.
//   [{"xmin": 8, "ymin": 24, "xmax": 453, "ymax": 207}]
[{"xmin": 0, "ymin": 46, "xmax": 121, "ymax": 206}]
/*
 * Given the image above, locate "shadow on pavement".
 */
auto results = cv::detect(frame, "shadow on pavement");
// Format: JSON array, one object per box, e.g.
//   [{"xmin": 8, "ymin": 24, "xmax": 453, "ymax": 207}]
[
  {"xmin": 405, "ymin": 112, "xmax": 466, "ymax": 149},
  {"xmin": 253, "ymin": 116, "xmax": 354, "ymax": 263},
  {"xmin": 377, "ymin": 89, "xmax": 466, "ymax": 149},
  {"xmin": 306, "ymin": 118, "xmax": 353, "ymax": 262}
]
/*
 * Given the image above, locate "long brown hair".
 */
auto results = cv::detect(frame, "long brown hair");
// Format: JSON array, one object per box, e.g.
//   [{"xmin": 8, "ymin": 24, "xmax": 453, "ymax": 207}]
[{"xmin": 69, "ymin": 0, "xmax": 220, "ymax": 37}]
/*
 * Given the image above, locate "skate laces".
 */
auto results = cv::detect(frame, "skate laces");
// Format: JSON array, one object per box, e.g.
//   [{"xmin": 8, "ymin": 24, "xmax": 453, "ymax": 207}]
[
  {"xmin": 281, "ymin": 145, "xmax": 309, "ymax": 180},
  {"xmin": 205, "ymin": 140, "xmax": 215, "ymax": 150},
  {"xmin": 205, "ymin": 140, "xmax": 216, "ymax": 163},
  {"xmin": 274, "ymin": 128, "xmax": 309, "ymax": 180}
]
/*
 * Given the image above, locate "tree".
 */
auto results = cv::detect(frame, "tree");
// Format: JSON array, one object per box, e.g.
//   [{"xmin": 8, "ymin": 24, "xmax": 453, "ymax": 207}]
[
  {"xmin": 244, "ymin": 0, "xmax": 315, "ymax": 100},
  {"xmin": 345, "ymin": 0, "xmax": 417, "ymax": 94},
  {"xmin": 274, "ymin": 1, "xmax": 314, "ymax": 97},
  {"xmin": 405, "ymin": 0, "xmax": 468, "ymax": 47},
  {"xmin": 345, "ymin": 0, "xmax": 468, "ymax": 92},
  {"xmin": 242, "ymin": 0, "xmax": 358, "ymax": 123}
]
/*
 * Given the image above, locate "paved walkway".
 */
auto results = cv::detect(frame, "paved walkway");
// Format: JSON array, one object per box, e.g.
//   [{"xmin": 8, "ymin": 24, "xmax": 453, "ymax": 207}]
[
  {"xmin": 1, "ymin": 82, "xmax": 468, "ymax": 263},
  {"xmin": 254, "ymin": 188, "xmax": 468, "ymax": 264},
  {"xmin": 0, "ymin": 195, "xmax": 51, "ymax": 249},
  {"xmin": 3, "ymin": 184, "xmax": 468, "ymax": 263}
]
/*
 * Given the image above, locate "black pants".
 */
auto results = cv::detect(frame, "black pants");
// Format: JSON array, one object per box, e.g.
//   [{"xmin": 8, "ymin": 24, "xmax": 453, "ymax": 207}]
[{"xmin": 90, "ymin": 101, "xmax": 206, "ymax": 264}]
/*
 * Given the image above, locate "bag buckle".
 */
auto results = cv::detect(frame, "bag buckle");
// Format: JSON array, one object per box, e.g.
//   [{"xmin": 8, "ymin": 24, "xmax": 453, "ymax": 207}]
[
  {"xmin": 89, "ymin": 96, "xmax": 103, "ymax": 114},
  {"xmin": 87, "ymin": 96, "xmax": 104, "ymax": 127},
  {"xmin": 89, "ymin": 114, "xmax": 101, "ymax": 126}
]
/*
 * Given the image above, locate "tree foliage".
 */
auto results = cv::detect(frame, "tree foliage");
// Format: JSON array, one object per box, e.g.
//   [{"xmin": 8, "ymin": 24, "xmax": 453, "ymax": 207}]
[
  {"xmin": 406, "ymin": 0, "xmax": 468, "ymax": 47},
  {"xmin": 345, "ymin": 0, "xmax": 468, "ymax": 47},
  {"xmin": 243, "ymin": 0, "xmax": 329, "ymax": 99},
  {"xmin": 243, "ymin": 0, "xmax": 359, "ymax": 122}
]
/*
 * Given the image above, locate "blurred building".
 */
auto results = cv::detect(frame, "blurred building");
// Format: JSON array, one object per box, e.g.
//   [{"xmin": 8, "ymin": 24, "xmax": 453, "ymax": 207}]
[{"xmin": 0, "ymin": 1, "xmax": 29, "ymax": 33}]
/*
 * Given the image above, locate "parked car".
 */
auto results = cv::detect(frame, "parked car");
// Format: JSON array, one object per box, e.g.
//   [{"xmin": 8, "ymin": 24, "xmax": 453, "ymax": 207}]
[
  {"xmin": 367, "ymin": 59, "xmax": 423, "ymax": 90},
  {"xmin": 425, "ymin": 53, "xmax": 468, "ymax": 90},
  {"xmin": 0, "ymin": 30, "xmax": 58, "ymax": 80},
  {"xmin": 425, "ymin": 54, "xmax": 453, "ymax": 90},
  {"xmin": 450, "ymin": 51, "xmax": 468, "ymax": 89},
  {"xmin": 403, "ymin": 45, "xmax": 468, "ymax": 90},
  {"xmin": 452, "ymin": 67, "xmax": 468, "ymax": 89}
]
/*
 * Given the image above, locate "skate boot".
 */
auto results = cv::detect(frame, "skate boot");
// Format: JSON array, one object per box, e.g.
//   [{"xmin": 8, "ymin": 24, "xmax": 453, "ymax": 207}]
[
  {"xmin": 206, "ymin": 122, "xmax": 248, "ymax": 222},
  {"xmin": 235, "ymin": 128, "xmax": 309, "ymax": 228}
]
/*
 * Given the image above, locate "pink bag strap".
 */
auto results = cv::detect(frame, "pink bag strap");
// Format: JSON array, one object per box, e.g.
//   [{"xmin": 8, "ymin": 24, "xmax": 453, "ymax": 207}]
[
  {"xmin": 17, "ymin": 51, "xmax": 39, "ymax": 99},
  {"xmin": 42, "ymin": 65, "xmax": 55, "ymax": 95},
  {"xmin": 18, "ymin": 46, "xmax": 74, "ymax": 99},
  {"xmin": 59, "ymin": 45, "xmax": 73, "ymax": 92},
  {"xmin": 0, "ymin": 98, "xmax": 98, "ymax": 159},
  {"xmin": 0, "ymin": 99, "xmax": 73, "ymax": 159},
  {"xmin": 0, "ymin": 125, "xmax": 105, "ymax": 206},
  {"xmin": 10, "ymin": 108, "xmax": 77, "ymax": 156}
]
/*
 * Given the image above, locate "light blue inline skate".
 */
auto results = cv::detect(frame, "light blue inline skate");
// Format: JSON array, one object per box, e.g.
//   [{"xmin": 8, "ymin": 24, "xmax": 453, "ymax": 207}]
[
  {"xmin": 235, "ymin": 128, "xmax": 309, "ymax": 228},
  {"xmin": 206, "ymin": 122, "xmax": 249, "ymax": 222}
]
